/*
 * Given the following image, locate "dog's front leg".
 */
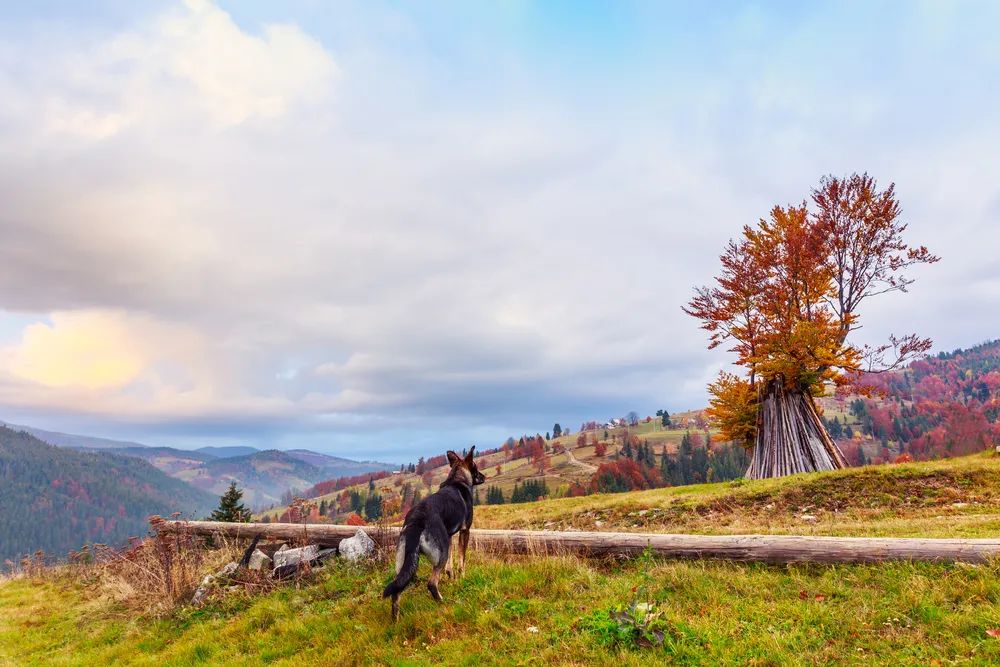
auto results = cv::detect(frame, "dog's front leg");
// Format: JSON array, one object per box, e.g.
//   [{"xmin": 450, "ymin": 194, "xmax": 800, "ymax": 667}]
[
  {"xmin": 457, "ymin": 529, "xmax": 470, "ymax": 578},
  {"xmin": 445, "ymin": 535, "xmax": 454, "ymax": 578}
]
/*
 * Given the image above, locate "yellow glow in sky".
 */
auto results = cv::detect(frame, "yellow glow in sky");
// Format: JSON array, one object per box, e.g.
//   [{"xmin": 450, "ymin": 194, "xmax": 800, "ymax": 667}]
[{"xmin": 7, "ymin": 312, "xmax": 145, "ymax": 390}]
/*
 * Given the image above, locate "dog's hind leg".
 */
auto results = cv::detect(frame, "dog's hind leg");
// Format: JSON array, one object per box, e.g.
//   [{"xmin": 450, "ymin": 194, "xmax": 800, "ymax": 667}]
[
  {"xmin": 427, "ymin": 559, "xmax": 446, "ymax": 601},
  {"xmin": 421, "ymin": 520, "xmax": 450, "ymax": 602}
]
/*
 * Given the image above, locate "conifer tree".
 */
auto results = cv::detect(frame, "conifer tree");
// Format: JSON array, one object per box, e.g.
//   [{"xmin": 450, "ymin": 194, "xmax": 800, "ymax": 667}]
[
  {"xmin": 210, "ymin": 481, "xmax": 252, "ymax": 522},
  {"xmin": 365, "ymin": 491, "xmax": 383, "ymax": 520}
]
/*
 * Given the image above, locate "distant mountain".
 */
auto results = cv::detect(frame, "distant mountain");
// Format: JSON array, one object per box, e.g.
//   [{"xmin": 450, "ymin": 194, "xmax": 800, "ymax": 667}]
[
  {"xmin": 0, "ymin": 426, "xmax": 215, "ymax": 564},
  {"xmin": 173, "ymin": 450, "xmax": 329, "ymax": 508},
  {"xmin": 195, "ymin": 446, "xmax": 259, "ymax": 459},
  {"xmin": 1, "ymin": 420, "xmax": 396, "ymax": 511},
  {"xmin": 0, "ymin": 421, "xmax": 148, "ymax": 450},
  {"xmin": 109, "ymin": 446, "xmax": 218, "ymax": 476},
  {"xmin": 284, "ymin": 448, "xmax": 396, "ymax": 477}
]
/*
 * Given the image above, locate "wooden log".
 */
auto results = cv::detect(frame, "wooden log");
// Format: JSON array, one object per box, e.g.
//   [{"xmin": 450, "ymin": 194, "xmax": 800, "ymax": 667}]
[{"xmin": 159, "ymin": 520, "xmax": 1000, "ymax": 564}]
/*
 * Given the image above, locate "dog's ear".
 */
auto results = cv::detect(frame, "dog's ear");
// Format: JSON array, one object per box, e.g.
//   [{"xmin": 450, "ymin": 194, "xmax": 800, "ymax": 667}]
[
  {"xmin": 446, "ymin": 450, "xmax": 461, "ymax": 466},
  {"xmin": 466, "ymin": 445, "xmax": 476, "ymax": 462}
]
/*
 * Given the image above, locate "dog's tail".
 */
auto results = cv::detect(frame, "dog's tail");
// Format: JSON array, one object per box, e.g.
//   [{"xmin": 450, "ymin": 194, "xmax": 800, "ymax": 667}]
[{"xmin": 382, "ymin": 522, "xmax": 421, "ymax": 598}]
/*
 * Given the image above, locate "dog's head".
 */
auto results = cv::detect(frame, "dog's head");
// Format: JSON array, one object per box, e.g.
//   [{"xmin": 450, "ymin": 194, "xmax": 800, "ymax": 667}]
[{"xmin": 446, "ymin": 446, "xmax": 486, "ymax": 486}]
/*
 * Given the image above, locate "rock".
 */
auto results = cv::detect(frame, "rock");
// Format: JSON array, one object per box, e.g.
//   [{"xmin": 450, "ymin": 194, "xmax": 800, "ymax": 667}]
[
  {"xmin": 594, "ymin": 520, "xmax": 604, "ymax": 528},
  {"xmin": 273, "ymin": 545, "xmax": 319, "ymax": 569},
  {"xmin": 248, "ymin": 549, "xmax": 272, "ymax": 571},
  {"xmin": 191, "ymin": 561, "xmax": 239, "ymax": 606},
  {"xmin": 219, "ymin": 562, "xmax": 238, "ymax": 577},
  {"xmin": 799, "ymin": 514, "xmax": 818, "ymax": 523},
  {"xmin": 316, "ymin": 548, "xmax": 337, "ymax": 564},
  {"xmin": 338, "ymin": 529, "xmax": 376, "ymax": 562}
]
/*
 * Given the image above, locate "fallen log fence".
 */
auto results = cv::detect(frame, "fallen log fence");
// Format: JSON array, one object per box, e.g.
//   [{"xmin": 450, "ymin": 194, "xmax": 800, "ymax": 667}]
[{"xmin": 160, "ymin": 520, "xmax": 1000, "ymax": 564}]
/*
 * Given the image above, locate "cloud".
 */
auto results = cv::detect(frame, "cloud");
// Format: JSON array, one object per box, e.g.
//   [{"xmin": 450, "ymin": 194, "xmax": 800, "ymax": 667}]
[
  {"xmin": 108, "ymin": 0, "xmax": 337, "ymax": 128},
  {"xmin": 5, "ymin": 312, "xmax": 145, "ymax": 390},
  {"xmin": 0, "ymin": 2, "xmax": 997, "ymax": 459},
  {"xmin": 6, "ymin": 0, "xmax": 337, "ymax": 142}
]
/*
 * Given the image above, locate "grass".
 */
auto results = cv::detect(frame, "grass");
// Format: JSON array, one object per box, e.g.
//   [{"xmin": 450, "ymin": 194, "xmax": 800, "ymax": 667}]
[
  {"xmin": 476, "ymin": 453, "xmax": 1000, "ymax": 538},
  {"xmin": 6, "ymin": 453, "xmax": 1000, "ymax": 665},
  {"xmin": 4, "ymin": 555, "xmax": 1000, "ymax": 665}
]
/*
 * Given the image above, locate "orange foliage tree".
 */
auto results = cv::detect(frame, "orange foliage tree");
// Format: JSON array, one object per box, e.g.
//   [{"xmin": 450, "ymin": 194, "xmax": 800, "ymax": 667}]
[{"xmin": 685, "ymin": 173, "xmax": 937, "ymax": 478}]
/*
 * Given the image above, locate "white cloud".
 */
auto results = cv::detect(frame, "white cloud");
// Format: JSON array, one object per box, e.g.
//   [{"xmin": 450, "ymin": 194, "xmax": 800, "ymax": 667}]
[
  {"xmin": 2, "ymin": 0, "xmax": 336, "ymax": 145},
  {"xmin": 0, "ymin": 2, "xmax": 997, "ymax": 458}
]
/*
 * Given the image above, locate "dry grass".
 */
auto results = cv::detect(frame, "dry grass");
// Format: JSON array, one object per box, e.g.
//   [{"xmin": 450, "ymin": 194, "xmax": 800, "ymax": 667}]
[{"xmin": 472, "ymin": 453, "xmax": 1000, "ymax": 537}]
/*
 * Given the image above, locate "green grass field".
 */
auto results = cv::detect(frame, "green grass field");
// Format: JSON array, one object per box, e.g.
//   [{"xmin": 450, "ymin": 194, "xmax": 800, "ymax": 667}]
[{"xmin": 5, "ymin": 453, "xmax": 1000, "ymax": 666}]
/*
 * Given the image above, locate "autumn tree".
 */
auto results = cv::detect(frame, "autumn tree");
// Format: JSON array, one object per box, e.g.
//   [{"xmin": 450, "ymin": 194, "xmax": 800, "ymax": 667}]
[{"xmin": 685, "ymin": 173, "xmax": 937, "ymax": 479}]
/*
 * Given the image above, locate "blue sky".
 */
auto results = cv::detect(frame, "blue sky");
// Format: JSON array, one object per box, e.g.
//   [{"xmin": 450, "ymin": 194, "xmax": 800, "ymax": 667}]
[{"xmin": 0, "ymin": 1, "xmax": 997, "ymax": 462}]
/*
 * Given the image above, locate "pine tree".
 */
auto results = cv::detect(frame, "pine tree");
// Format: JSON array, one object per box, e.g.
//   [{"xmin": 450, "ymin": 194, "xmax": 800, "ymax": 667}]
[
  {"xmin": 210, "ymin": 482, "xmax": 252, "ymax": 522},
  {"xmin": 486, "ymin": 486, "xmax": 505, "ymax": 505},
  {"xmin": 365, "ymin": 491, "xmax": 383, "ymax": 520}
]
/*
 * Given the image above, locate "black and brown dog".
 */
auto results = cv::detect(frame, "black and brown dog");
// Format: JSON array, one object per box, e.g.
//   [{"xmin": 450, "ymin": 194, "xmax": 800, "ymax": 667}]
[{"xmin": 383, "ymin": 447, "xmax": 486, "ymax": 621}]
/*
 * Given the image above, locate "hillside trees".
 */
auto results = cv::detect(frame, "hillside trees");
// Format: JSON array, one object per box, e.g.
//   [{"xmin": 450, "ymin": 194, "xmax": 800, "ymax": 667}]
[
  {"xmin": 685, "ymin": 173, "xmax": 938, "ymax": 478},
  {"xmin": 485, "ymin": 486, "xmax": 505, "ymax": 505}
]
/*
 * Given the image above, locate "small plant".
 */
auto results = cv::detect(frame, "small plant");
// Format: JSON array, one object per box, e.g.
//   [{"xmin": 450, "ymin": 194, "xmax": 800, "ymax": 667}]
[
  {"xmin": 580, "ymin": 547, "xmax": 669, "ymax": 649},
  {"xmin": 581, "ymin": 600, "xmax": 668, "ymax": 649}
]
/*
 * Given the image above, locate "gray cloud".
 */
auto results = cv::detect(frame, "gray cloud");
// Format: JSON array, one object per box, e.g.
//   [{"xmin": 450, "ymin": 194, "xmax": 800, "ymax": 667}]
[{"xmin": 0, "ymin": 1, "xmax": 998, "ymax": 461}]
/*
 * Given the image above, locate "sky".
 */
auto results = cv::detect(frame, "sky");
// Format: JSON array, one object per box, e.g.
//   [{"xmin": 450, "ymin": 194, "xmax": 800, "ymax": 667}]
[{"xmin": 0, "ymin": 1, "xmax": 998, "ymax": 462}]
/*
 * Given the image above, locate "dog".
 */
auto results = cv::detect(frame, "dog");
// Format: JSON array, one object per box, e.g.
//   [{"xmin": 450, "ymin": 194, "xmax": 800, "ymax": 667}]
[{"xmin": 383, "ymin": 446, "xmax": 486, "ymax": 621}]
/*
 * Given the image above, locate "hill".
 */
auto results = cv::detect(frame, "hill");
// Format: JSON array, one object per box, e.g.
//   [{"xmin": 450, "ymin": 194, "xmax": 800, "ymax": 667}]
[
  {"xmin": 0, "ymin": 420, "xmax": 149, "ymax": 450},
  {"xmin": 115, "ymin": 447, "xmax": 395, "ymax": 509},
  {"xmin": 0, "ymin": 420, "xmax": 396, "ymax": 512},
  {"xmin": 817, "ymin": 339, "xmax": 1000, "ymax": 466},
  {"xmin": 4, "ymin": 454, "xmax": 1000, "ymax": 665},
  {"xmin": 171, "ymin": 450, "xmax": 332, "ymax": 508},
  {"xmin": 261, "ymin": 413, "xmax": 746, "ymax": 524},
  {"xmin": 0, "ymin": 426, "xmax": 215, "ymax": 564},
  {"xmin": 284, "ymin": 448, "xmax": 396, "ymax": 478},
  {"xmin": 195, "ymin": 446, "xmax": 260, "ymax": 459},
  {"xmin": 259, "ymin": 339, "xmax": 1000, "ymax": 527}
]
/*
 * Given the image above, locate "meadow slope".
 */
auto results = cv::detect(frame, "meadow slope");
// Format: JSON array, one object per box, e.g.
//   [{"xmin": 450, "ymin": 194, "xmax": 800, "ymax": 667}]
[{"xmin": 3, "ymin": 454, "xmax": 1000, "ymax": 666}]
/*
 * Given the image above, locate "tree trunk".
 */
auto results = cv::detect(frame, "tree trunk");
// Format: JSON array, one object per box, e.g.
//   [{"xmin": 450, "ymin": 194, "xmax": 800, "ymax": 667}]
[
  {"xmin": 747, "ymin": 376, "xmax": 848, "ymax": 479},
  {"xmin": 159, "ymin": 520, "xmax": 1000, "ymax": 564}
]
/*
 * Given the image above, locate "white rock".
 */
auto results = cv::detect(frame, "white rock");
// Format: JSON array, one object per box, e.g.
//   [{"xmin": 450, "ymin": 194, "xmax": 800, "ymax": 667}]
[
  {"xmin": 799, "ymin": 514, "xmax": 818, "ymax": 522},
  {"xmin": 248, "ymin": 549, "xmax": 272, "ymax": 571},
  {"xmin": 191, "ymin": 561, "xmax": 239, "ymax": 605},
  {"xmin": 339, "ymin": 529, "xmax": 376, "ymax": 562},
  {"xmin": 273, "ymin": 545, "xmax": 319, "ymax": 569}
]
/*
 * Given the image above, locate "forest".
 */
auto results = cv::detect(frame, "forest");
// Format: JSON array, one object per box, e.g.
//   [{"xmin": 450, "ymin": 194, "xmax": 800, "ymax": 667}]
[
  {"xmin": 0, "ymin": 426, "xmax": 214, "ymax": 564},
  {"xmin": 831, "ymin": 339, "xmax": 1000, "ymax": 465}
]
